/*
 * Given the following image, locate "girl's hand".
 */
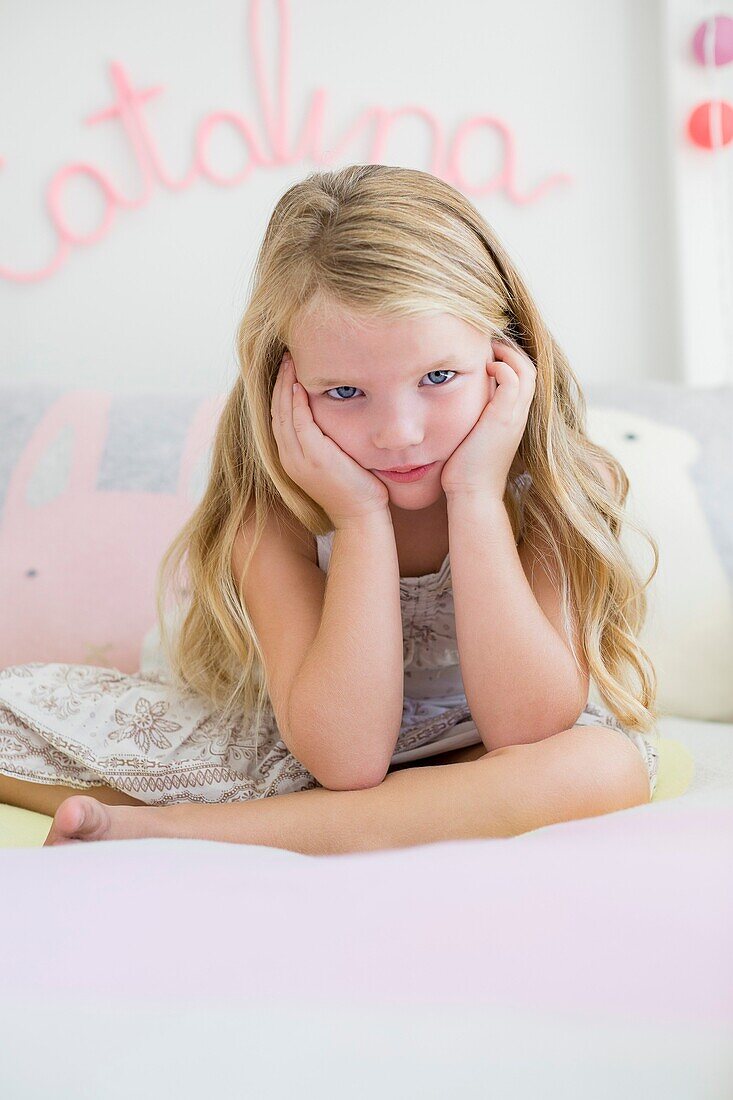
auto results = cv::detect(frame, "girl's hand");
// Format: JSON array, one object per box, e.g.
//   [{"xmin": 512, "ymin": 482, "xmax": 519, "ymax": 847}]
[
  {"xmin": 271, "ymin": 351, "xmax": 390, "ymax": 529},
  {"xmin": 440, "ymin": 339, "xmax": 536, "ymax": 500}
]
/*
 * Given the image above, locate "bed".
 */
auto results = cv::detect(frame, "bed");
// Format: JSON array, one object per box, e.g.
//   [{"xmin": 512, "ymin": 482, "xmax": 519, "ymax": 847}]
[{"xmin": 1, "ymin": 381, "xmax": 731, "ymax": 1097}]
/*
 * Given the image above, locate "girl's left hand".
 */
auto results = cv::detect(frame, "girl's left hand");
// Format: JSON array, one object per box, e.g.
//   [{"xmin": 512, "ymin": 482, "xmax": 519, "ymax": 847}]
[{"xmin": 440, "ymin": 338, "xmax": 537, "ymax": 500}]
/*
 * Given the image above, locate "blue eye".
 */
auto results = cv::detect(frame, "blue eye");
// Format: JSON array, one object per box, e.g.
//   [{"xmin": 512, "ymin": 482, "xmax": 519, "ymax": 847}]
[{"xmin": 324, "ymin": 369, "xmax": 457, "ymax": 402}]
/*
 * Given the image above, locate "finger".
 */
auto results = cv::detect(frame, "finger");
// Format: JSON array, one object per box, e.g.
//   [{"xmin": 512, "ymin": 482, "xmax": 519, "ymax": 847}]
[
  {"xmin": 492, "ymin": 339, "xmax": 537, "ymax": 399},
  {"xmin": 489, "ymin": 360, "xmax": 519, "ymax": 388},
  {"xmin": 272, "ymin": 353, "xmax": 289, "ymax": 402},
  {"xmin": 490, "ymin": 338, "xmax": 537, "ymax": 382},
  {"xmin": 271, "ymin": 355, "xmax": 288, "ymax": 425},
  {"xmin": 485, "ymin": 361, "xmax": 521, "ymax": 419},
  {"xmin": 270, "ymin": 358, "xmax": 288, "ymax": 447},
  {"xmin": 486, "ymin": 369, "xmax": 498, "ymax": 400},
  {"xmin": 278, "ymin": 356, "xmax": 306, "ymax": 463},
  {"xmin": 291, "ymin": 378, "xmax": 335, "ymax": 466},
  {"xmin": 271, "ymin": 354, "xmax": 301, "ymax": 465},
  {"xmin": 491, "ymin": 340, "xmax": 523, "ymax": 376}
]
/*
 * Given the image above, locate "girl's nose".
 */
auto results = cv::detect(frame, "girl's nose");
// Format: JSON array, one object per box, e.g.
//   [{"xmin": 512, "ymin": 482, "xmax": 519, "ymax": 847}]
[{"xmin": 371, "ymin": 414, "xmax": 425, "ymax": 451}]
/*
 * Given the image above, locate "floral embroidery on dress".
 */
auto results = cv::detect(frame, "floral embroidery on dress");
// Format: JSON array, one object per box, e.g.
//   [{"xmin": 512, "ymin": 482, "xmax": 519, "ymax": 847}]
[
  {"xmin": 106, "ymin": 697, "xmax": 183, "ymax": 753},
  {"xmin": 25, "ymin": 664, "xmax": 160, "ymax": 721},
  {"xmin": 0, "ymin": 665, "xmax": 320, "ymax": 803}
]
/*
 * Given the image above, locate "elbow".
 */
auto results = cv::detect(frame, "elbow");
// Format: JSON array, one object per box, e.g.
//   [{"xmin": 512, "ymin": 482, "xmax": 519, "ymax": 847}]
[
  {"xmin": 281, "ymin": 721, "xmax": 380, "ymax": 791},
  {"xmin": 319, "ymin": 771, "xmax": 386, "ymax": 792},
  {"xmin": 317, "ymin": 758, "xmax": 389, "ymax": 791},
  {"xmin": 314, "ymin": 743, "xmax": 393, "ymax": 789},
  {"xmin": 287, "ymin": 714, "xmax": 396, "ymax": 791},
  {"xmin": 292, "ymin": 740, "xmax": 390, "ymax": 790},
  {"xmin": 478, "ymin": 703, "xmax": 587, "ymax": 751}
]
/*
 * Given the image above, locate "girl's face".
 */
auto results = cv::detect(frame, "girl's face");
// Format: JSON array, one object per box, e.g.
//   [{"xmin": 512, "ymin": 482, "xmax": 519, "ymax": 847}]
[{"xmin": 288, "ymin": 306, "xmax": 497, "ymax": 512}]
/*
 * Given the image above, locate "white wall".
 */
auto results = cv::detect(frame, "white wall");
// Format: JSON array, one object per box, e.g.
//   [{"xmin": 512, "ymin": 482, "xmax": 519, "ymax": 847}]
[{"xmin": 0, "ymin": 0, "xmax": 688, "ymax": 393}]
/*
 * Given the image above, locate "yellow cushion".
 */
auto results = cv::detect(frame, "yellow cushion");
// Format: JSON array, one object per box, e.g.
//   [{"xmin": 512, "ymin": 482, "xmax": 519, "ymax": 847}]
[
  {"xmin": 0, "ymin": 802, "xmax": 52, "ymax": 848},
  {"xmin": 0, "ymin": 737, "xmax": 696, "ymax": 848},
  {"xmin": 653, "ymin": 737, "xmax": 695, "ymax": 802}
]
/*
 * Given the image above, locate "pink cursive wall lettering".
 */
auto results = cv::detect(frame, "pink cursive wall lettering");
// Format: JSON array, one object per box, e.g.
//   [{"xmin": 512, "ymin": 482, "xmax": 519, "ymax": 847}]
[{"xmin": 0, "ymin": 0, "xmax": 572, "ymax": 284}]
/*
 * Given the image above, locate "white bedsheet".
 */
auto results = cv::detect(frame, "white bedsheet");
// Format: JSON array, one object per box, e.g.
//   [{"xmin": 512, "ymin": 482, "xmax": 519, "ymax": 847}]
[{"xmin": 0, "ymin": 715, "xmax": 731, "ymax": 1099}]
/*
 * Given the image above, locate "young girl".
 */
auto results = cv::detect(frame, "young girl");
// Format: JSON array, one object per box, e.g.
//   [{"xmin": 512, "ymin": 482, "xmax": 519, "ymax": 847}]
[{"xmin": 0, "ymin": 164, "xmax": 660, "ymax": 853}]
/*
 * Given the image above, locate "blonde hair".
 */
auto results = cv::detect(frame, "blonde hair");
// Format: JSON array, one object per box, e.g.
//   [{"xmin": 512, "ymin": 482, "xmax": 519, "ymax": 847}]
[{"xmin": 155, "ymin": 164, "xmax": 660, "ymax": 762}]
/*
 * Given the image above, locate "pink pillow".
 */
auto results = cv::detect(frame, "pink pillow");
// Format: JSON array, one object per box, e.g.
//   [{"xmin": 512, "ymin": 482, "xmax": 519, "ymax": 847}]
[{"xmin": 0, "ymin": 385, "xmax": 225, "ymax": 673}]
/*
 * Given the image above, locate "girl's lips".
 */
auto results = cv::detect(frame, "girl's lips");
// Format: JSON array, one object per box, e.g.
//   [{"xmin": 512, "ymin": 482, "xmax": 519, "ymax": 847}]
[
  {"xmin": 375, "ymin": 461, "xmax": 437, "ymax": 483},
  {"xmin": 382, "ymin": 465, "xmax": 425, "ymax": 472}
]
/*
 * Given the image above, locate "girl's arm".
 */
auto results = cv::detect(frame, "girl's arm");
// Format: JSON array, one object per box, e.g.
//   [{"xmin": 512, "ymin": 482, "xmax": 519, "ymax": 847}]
[
  {"xmin": 447, "ymin": 493, "xmax": 587, "ymax": 751},
  {"xmin": 287, "ymin": 508, "xmax": 404, "ymax": 789}
]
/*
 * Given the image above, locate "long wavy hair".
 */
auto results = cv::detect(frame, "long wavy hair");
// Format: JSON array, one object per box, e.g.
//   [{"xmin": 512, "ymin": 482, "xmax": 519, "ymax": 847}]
[{"xmin": 155, "ymin": 164, "xmax": 660, "ymax": 761}]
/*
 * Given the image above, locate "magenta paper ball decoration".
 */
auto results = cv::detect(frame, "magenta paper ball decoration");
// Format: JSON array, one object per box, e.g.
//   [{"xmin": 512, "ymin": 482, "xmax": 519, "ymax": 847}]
[
  {"xmin": 692, "ymin": 14, "xmax": 733, "ymax": 65},
  {"xmin": 687, "ymin": 100, "xmax": 733, "ymax": 148}
]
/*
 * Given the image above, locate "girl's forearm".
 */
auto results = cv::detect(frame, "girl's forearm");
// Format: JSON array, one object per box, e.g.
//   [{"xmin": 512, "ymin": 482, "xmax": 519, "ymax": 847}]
[
  {"xmin": 447, "ymin": 493, "xmax": 584, "ymax": 750},
  {"xmin": 286, "ymin": 508, "xmax": 404, "ymax": 790}
]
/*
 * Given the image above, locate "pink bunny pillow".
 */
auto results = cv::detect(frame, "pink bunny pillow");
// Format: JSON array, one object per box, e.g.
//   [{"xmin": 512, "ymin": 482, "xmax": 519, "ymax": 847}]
[{"xmin": 0, "ymin": 385, "xmax": 225, "ymax": 674}]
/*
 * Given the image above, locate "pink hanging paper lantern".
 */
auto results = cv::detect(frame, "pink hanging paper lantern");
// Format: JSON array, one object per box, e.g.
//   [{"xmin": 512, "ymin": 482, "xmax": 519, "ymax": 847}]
[
  {"xmin": 692, "ymin": 14, "xmax": 733, "ymax": 65},
  {"xmin": 687, "ymin": 100, "xmax": 733, "ymax": 147}
]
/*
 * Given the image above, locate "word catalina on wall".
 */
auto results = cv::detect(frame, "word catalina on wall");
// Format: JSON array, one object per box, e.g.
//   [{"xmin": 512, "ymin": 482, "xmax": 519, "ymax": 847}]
[{"xmin": 0, "ymin": 0, "xmax": 573, "ymax": 286}]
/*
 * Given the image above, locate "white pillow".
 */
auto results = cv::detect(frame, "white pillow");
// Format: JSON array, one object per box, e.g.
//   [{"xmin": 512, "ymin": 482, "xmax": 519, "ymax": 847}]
[{"xmin": 585, "ymin": 387, "xmax": 733, "ymax": 722}]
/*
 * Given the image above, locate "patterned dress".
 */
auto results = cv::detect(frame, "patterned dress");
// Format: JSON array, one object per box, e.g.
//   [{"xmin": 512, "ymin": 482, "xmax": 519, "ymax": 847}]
[{"xmin": 0, "ymin": 476, "xmax": 659, "ymax": 804}]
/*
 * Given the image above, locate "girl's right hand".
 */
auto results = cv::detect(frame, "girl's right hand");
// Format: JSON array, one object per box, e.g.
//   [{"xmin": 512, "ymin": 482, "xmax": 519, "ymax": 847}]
[{"xmin": 271, "ymin": 351, "xmax": 391, "ymax": 529}]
